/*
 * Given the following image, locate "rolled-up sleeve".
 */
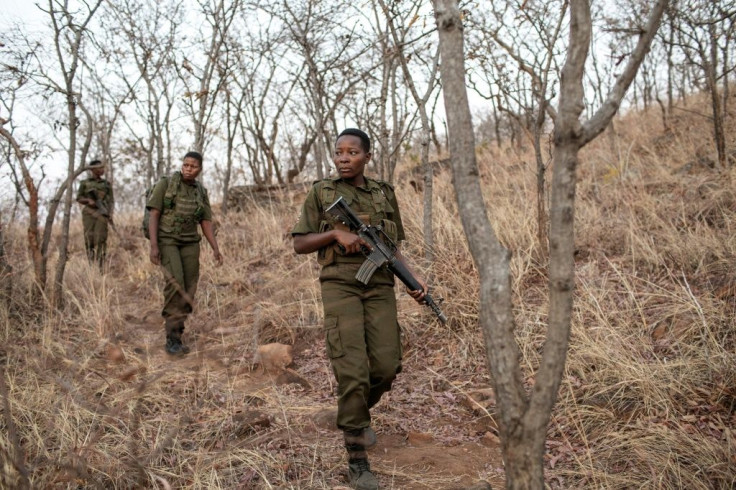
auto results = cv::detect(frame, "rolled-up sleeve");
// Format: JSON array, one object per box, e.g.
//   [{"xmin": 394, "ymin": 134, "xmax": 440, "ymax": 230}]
[
  {"xmin": 291, "ymin": 185, "xmax": 322, "ymax": 235},
  {"xmin": 146, "ymin": 179, "xmax": 167, "ymax": 212}
]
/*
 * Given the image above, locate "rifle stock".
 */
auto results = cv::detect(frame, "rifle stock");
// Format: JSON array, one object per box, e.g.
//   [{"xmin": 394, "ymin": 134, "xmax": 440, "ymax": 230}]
[{"xmin": 326, "ymin": 196, "xmax": 448, "ymax": 324}]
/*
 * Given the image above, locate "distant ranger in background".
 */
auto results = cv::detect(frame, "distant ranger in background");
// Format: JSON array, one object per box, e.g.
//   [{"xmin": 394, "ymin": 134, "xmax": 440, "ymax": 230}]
[
  {"xmin": 146, "ymin": 151, "xmax": 223, "ymax": 356},
  {"xmin": 76, "ymin": 159, "xmax": 114, "ymax": 269}
]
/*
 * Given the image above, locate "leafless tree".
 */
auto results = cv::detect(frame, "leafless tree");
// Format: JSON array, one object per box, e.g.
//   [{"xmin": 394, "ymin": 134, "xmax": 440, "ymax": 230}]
[
  {"xmin": 0, "ymin": 124, "xmax": 45, "ymax": 291},
  {"xmin": 263, "ymin": 0, "xmax": 374, "ymax": 180},
  {"xmin": 40, "ymin": 0, "xmax": 103, "ymax": 306},
  {"xmin": 378, "ymin": 0, "xmax": 441, "ymax": 262},
  {"xmin": 352, "ymin": 2, "xmax": 417, "ymax": 183},
  {"xmin": 232, "ymin": 14, "xmax": 304, "ymax": 185},
  {"xmin": 432, "ymin": 0, "xmax": 667, "ymax": 487},
  {"xmin": 0, "ymin": 213, "xmax": 10, "ymax": 311},
  {"xmin": 467, "ymin": 0, "xmax": 567, "ymax": 256},
  {"xmin": 105, "ymin": 0, "xmax": 183, "ymax": 185},
  {"xmin": 177, "ymin": 0, "xmax": 243, "ymax": 154},
  {"xmin": 671, "ymin": 0, "xmax": 735, "ymax": 168},
  {"xmin": 0, "ymin": 44, "xmax": 47, "ymax": 291},
  {"xmin": 2, "ymin": 1, "xmax": 103, "ymax": 303}
]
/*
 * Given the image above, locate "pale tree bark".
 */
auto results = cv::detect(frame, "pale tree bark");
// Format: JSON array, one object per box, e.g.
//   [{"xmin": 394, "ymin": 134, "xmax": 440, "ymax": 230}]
[
  {"xmin": 0, "ymin": 214, "xmax": 10, "ymax": 311},
  {"xmin": 178, "ymin": 0, "xmax": 241, "ymax": 155},
  {"xmin": 105, "ymin": 0, "xmax": 182, "ymax": 184},
  {"xmin": 432, "ymin": 0, "xmax": 667, "ymax": 487},
  {"xmin": 379, "ymin": 0, "xmax": 441, "ymax": 263},
  {"xmin": 53, "ymin": 99, "xmax": 94, "ymax": 304},
  {"xmin": 220, "ymin": 88, "xmax": 243, "ymax": 213},
  {"xmin": 39, "ymin": 0, "xmax": 103, "ymax": 307}
]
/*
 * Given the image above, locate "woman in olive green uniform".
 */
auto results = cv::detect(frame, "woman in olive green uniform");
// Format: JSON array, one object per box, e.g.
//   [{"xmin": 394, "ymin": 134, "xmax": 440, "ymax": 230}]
[
  {"xmin": 292, "ymin": 129, "xmax": 426, "ymax": 490},
  {"xmin": 76, "ymin": 160, "xmax": 113, "ymax": 268},
  {"xmin": 147, "ymin": 151, "xmax": 223, "ymax": 355}
]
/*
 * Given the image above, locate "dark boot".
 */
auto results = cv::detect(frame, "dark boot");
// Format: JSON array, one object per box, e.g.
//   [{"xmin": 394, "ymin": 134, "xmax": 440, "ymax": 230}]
[
  {"xmin": 345, "ymin": 428, "xmax": 379, "ymax": 489},
  {"xmin": 348, "ymin": 457, "xmax": 379, "ymax": 490},
  {"xmin": 165, "ymin": 328, "xmax": 190, "ymax": 355},
  {"xmin": 344, "ymin": 427, "xmax": 377, "ymax": 450}
]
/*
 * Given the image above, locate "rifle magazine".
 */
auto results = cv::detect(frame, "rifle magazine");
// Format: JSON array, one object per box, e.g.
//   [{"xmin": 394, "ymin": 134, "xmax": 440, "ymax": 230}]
[{"xmin": 355, "ymin": 259, "xmax": 379, "ymax": 285}]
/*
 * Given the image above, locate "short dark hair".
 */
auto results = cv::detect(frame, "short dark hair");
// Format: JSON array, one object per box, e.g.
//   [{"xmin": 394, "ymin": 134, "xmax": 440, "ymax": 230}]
[
  {"xmin": 89, "ymin": 159, "xmax": 103, "ymax": 168},
  {"xmin": 184, "ymin": 151, "xmax": 203, "ymax": 166},
  {"xmin": 337, "ymin": 128, "xmax": 371, "ymax": 153}
]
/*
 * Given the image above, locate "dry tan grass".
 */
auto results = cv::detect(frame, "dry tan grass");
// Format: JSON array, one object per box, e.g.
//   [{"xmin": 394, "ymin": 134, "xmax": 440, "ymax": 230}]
[{"xmin": 0, "ymin": 92, "xmax": 734, "ymax": 488}]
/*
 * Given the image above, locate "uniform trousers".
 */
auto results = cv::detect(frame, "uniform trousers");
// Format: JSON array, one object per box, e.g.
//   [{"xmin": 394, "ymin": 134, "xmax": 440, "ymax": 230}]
[
  {"xmin": 82, "ymin": 212, "xmax": 109, "ymax": 264},
  {"xmin": 320, "ymin": 263, "xmax": 402, "ymax": 431},
  {"xmin": 160, "ymin": 241, "xmax": 200, "ymax": 336}
]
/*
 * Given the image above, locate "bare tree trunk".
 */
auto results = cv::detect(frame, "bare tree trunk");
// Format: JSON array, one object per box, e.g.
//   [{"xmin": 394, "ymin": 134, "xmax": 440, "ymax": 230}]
[
  {"xmin": 52, "ymin": 98, "xmax": 84, "ymax": 307},
  {"xmin": 0, "ymin": 214, "xmax": 12, "ymax": 311},
  {"xmin": 0, "ymin": 127, "xmax": 44, "ymax": 290},
  {"xmin": 433, "ymin": 0, "xmax": 667, "ymax": 486},
  {"xmin": 432, "ymin": 0, "xmax": 532, "ymax": 485},
  {"xmin": 222, "ymin": 101, "xmax": 234, "ymax": 214},
  {"xmin": 314, "ymin": 117, "xmax": 326, "ymax": 180},
  {"xmin": 377, "ymin": 48, "xmax": 392, "ymax": 181},
  {"xmin": 491, "ymin": 95, "xmax": 503, "ymax": 148},
  {"xmin": 379, "ymin": 0, "xmax": 440, "ymax": 262},
  {"xmin": 705, "ymin": 23, "xmax": 727, "ymax": 169},
  {"xmin": 45, "ymin": 0, "xmax": 102, "ymax": 308},
  {"xmin": 533, "ymin": 99, "xmax": 549, "ymax": 257}
]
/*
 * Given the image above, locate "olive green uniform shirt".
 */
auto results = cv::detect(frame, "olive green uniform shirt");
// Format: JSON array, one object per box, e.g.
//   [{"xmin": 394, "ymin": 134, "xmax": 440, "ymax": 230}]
[
  {"xmin": 291, "ymin": 176, "xmax": 405, "ymax": 254},
  {"xmin": 76, "ymin": 177, "xmax": 113, "ymax": 217},
  {"xmin": 146, "ymin": 177, "xmax": 213, "ymax": 245}
]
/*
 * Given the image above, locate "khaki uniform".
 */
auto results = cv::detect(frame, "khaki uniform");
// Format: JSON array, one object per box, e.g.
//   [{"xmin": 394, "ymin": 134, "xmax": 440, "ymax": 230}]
[
  {"xmin": 76, "ymin": 177, "xmax": 113, "ymax": 266},
  {"xmin": 292, "ymin": 177, "xmax": 405, "ymax": 431},
  {"xmin": 146, "ymin": 172, "xmax": 212, "ymax": 337}
]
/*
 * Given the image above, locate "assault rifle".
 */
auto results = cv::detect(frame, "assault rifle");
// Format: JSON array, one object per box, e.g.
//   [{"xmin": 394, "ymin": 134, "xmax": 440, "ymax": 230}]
[
  {"xmin": 326, "ymin": 196, "xmax": 448, "ymax": 324},
  {"xmin": 87, "ymin": 189, "xmax": 110, "ymax": 218}
]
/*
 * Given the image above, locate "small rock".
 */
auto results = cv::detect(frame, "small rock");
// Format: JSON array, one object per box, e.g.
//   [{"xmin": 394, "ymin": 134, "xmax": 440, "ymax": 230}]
[
  {"xmin": 254, "ymin": 343, "xmax": 293, "ymax": 374},
  {"xmin": 312, "ymin": 408, "xmax": 338, "ymax": 430},
  {"xmin": 462, "ymin": 387, "xmax": 496, "ymax": 414}
]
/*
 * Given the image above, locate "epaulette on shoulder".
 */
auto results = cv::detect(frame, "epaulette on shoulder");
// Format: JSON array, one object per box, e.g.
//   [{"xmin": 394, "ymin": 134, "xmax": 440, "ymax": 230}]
[
  {"xmin": 371, "ymin": 179, "xmax": 395, "ymax": 196},
  {"xmin": 312, "ymin": 177, "xmax": 337, "ymax": 187}
]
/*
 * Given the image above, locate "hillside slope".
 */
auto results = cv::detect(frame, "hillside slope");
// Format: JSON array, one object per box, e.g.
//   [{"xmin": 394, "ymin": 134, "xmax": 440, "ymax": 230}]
[{"xmin": 1, "ymin": 94, "xmax": 734, "ymax": 489}]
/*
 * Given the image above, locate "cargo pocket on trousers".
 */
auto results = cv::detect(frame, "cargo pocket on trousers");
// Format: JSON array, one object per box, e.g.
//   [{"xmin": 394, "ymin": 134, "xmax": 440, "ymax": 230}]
[{"xmin": 324, "ymin": 316, "xmax": 345, "ymax": 359}]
